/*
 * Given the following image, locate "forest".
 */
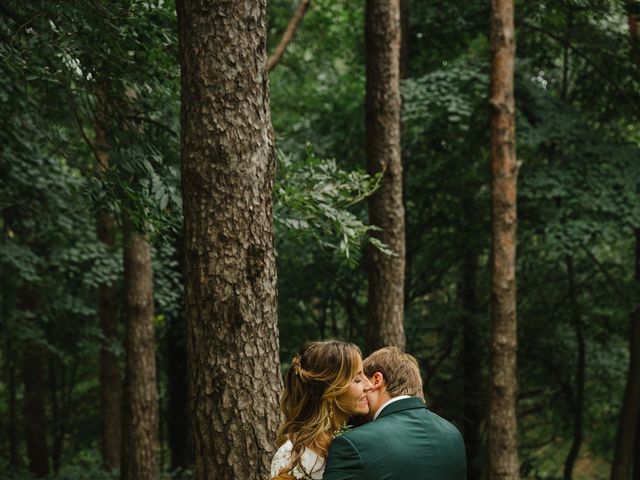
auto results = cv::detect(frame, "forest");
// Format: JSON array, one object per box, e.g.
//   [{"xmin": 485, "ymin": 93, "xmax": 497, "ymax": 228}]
[{"xmin": 1, "ymin": 0, "xmax": 639, "ymax": 479}]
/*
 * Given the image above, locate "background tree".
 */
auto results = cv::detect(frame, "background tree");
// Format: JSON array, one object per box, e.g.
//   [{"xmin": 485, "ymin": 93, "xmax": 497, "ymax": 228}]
[
  {"xmin": 120, "ymin": 214, "xmax": 158, "ymax": 480},
  {"xmin": 488, "ymin": 0, "xmax": 519, "ymax": 479},
  {"xmin": 94, "ymin": 91, "xmax": 122, "ymax": 472},
  {"xmin": 364, "ymin": 0, "xmax": 406, "ymax": 352}
]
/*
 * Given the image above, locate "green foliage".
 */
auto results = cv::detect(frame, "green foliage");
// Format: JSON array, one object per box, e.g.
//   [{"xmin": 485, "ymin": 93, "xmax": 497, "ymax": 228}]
[{"xmin": 275, "ymin": 148, "xmax": 384, "ymax": 263}]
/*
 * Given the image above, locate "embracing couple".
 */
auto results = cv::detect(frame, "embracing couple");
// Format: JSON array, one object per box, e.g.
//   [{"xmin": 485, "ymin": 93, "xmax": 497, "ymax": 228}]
[{"xmin": 271, "ymin": 341, "xmax": 466, "ymax": 480}]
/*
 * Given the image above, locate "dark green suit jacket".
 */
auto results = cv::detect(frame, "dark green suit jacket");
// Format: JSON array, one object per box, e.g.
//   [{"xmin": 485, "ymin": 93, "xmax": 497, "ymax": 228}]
[{"xmin": 323, "ymin": 397, "xmax": 466, "ymax": 480}]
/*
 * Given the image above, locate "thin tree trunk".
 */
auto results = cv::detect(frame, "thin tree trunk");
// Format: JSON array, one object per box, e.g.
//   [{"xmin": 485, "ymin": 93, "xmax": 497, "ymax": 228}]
[
  {"xmin": 488, "ymin": 0, "xmax": 519, "ymax": 479},
  {"xmin": 95, "ymin": 92, "xmax": 123, "ymax": 472},
  {"xmin": 460, "ymin": 249, "xmax": 484, "ymax": 480},
  {"xmin": 177, "ymin": 1, "xmax": 282, "ymax": 478},
  {"xmin": 120, "ymin": 217, "xmax": 159, "ymax": 480},
  {"xmin": 563, "ymin": 256, "xmax": 585, "ymax": 480},
  {"xmin": 365, "ymin": 0, "xmax": 406, "ymax": 353},
  {"xmin": 612, "ymin": 228, "xmax": 640, "ymax": 480},
  {"xmin": 23, "ymin": 339, "xmax": 49, "ymax": 478}
]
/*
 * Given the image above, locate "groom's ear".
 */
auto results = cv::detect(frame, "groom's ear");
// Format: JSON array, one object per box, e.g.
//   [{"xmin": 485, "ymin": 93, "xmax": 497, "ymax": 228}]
[{"xmin": 370, "ymin": 371, "xmax": 385, "ymax": 390}]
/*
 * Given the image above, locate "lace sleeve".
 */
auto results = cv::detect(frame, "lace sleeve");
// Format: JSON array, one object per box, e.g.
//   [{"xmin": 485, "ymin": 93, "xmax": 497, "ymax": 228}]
[{"xmin": 271, "ymin": 442, "xmax": 294, "ymax": 479}]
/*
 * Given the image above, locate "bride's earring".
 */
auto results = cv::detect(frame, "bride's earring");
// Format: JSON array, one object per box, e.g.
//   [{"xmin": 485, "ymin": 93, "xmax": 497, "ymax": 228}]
[{"xmin": 328, "ymin": 402, "xmax": 334, "ymax": 420}]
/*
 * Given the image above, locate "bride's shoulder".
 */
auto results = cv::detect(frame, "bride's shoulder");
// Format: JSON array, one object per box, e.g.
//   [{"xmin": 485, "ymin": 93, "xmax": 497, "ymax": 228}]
[
  {"xmin": 272, "ymin": 439, "xmax": 295, "ymax": 461},
  {"xmin": 270, "ymin": 440, "xmax": 324, "ymax": 480},
  {"xmin": 271, "ymin": 440, "xmax": 294, "ymax": 478}
]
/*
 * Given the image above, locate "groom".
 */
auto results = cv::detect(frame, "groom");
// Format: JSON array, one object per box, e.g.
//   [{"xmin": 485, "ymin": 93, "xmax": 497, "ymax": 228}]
[{"xmin": 323, "ymin": 346, "xmax": 467, "ymax": 480}]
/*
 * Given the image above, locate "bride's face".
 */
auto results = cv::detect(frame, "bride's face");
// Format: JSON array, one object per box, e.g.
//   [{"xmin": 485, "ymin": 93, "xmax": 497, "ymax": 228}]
[{"xmin": 336, "ymin": 357, "xmax": 373, "ymax": 417}]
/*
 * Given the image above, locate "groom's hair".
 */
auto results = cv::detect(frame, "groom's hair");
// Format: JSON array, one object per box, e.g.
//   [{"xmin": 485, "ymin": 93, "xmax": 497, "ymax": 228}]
[{"xmin": 363, "ymin": 346, "xmax": 424, "ymax": 399}]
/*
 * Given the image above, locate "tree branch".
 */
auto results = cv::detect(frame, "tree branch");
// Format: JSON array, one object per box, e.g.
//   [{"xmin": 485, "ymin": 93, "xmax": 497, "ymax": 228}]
[{"xmin": 266, "ymin": 0, "xmax": 310, "ymax": 73}]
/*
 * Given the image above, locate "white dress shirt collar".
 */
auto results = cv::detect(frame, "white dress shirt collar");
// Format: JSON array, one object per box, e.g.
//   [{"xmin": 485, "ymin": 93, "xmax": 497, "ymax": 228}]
[{"xmin": 373, "ymin": 395, "xmax": 411, "ymax": 421}]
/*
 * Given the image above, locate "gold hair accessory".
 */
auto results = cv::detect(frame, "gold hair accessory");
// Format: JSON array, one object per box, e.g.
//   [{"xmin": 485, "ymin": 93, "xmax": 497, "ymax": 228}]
[{"xmin": 291, "ymin": 353, "xmax": 302, "ymax": 376}]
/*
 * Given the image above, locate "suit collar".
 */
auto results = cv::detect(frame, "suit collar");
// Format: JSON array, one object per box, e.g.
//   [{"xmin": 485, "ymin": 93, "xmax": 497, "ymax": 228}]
[{"xmin": 376, "ymin": 396, "xmax": 427, "ymax": 420}]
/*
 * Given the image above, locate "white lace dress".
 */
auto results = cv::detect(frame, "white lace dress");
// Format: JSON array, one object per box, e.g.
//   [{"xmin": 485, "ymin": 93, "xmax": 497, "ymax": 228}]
[{"xmin": 270, "ymin": 440, "xmax": 325, "ymax": 479}]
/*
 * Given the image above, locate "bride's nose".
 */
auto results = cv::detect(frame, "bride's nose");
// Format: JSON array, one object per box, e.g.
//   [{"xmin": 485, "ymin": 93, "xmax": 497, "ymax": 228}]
[{"xmin": 363, "ymin": 376, "xmax": 373, "ymax": 392}]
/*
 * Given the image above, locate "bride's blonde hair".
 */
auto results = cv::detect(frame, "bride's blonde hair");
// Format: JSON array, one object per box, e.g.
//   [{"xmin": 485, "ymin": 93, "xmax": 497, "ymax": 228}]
[{"xmin": 276, "ymin": 340, "xmax": 362, "ymax": 477}]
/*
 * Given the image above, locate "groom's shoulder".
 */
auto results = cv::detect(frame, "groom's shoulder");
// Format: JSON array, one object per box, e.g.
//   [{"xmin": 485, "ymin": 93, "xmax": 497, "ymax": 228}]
[
  {"xmin": 424, "ymin": 408, "xmax": 464, "ymax": 439},
  {"xmin": 343, "ymin": 403, "xmax": 463, "ymax": 443},
  {"xmin": 338, "ymin": 417, "xmax": 385, "ymax": 445}
]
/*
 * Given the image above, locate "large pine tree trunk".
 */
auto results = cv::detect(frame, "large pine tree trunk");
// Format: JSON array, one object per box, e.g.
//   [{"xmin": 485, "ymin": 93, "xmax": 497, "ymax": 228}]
[
  {"xmin": 120, "ymin": 218, "xmax": 159, "ymax": 480},
  {"xmin": 177, "ymin": 1, "xmax": 282, "ymax": 478},
  {"xmin": 94, "ymin": 103, "xmax": 123, "ymax": 471},
  {"xmin": 488, "ymin": 0, "xmax": 520, "ymax": 479},
  {"xmin": 365, "ymin": 0, "xmax": 406, "ymax": 353},
  {"xmin": 612, "ymin": 230, "xmax": 640, "ymax": 480}
]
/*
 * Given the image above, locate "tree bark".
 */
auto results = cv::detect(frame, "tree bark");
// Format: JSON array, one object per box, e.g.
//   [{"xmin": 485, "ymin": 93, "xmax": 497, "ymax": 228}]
[
  {"xmin": 612, "ymin": 230, "xmax": 640, "ymax": 480},
  {"xmin": 23, "ymin": 339, "xmax": 49, "ymax": 478},
  {"xmin": 120, "ymin": 217, "xmax": 159, "ymax": 480},
  {"xmin": 365, "ymin": 0, "xmax": 406, "ymax": 353},
  {"xmin": 460, "ymin": 249, "xmax": 484, "ymax": 480},
  {"xmin": 177, "ymin": 1, "xmax": 282, "ymax": 478},
  {"xmin": 488, "ymin": 0, "xmax": 519, "ymax": 479},
  {"xmin": 94, "ymin": 98, "xmax": 123, "ymax": 471}
]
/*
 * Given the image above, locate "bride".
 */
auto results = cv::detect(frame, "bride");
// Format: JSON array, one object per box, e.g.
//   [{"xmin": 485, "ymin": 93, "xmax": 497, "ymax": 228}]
[{"xmin": 270, "ymin": 340, "xmax": 372, "ymax": 480}]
